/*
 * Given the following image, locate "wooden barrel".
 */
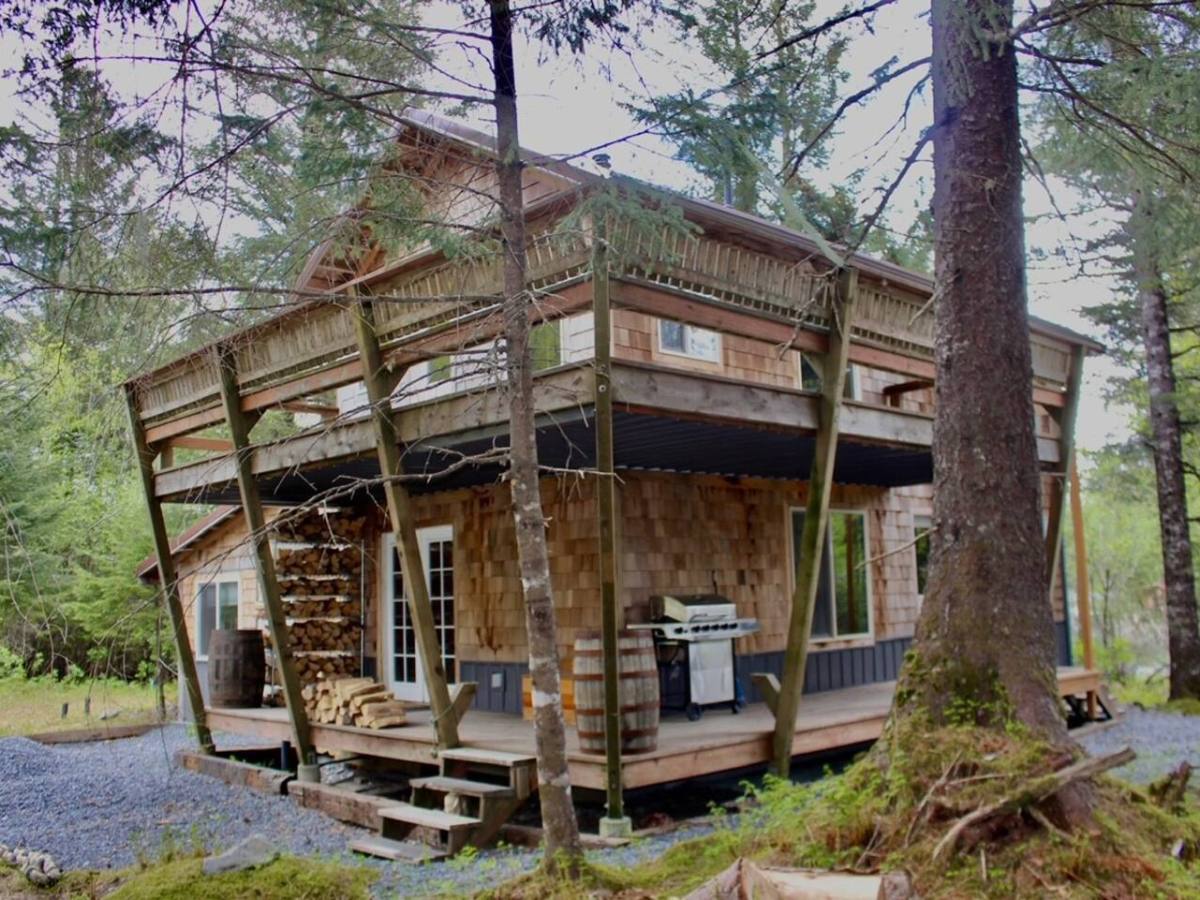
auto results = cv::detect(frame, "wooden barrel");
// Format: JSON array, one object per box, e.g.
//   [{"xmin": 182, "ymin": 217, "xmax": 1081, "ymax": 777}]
[
  {"xmin": 573, "ymin": 630, "xmax": 659, "ymax": 754},
  {"xmin": 208, "ymin": 630, "xmax": 266, "ymax": 708}
]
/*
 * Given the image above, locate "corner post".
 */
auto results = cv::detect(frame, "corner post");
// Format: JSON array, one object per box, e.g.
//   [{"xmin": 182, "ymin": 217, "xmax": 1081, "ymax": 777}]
[
  {"xmin": 769, "ymin": 267, "xmax": 857, "ymax": 777},
  {"xmin": 350, "ymin": 296, "xmax": 460, "ymax": 749},
  {"xmin": 1069, "ymin": 459, "xmax": 1097, "ymax": 717},
  {"xmin": 592, "ymin": 216, "xmax": 628, "ymax": 832},
  {"xmin": 124, "ymin": 384, "xmax": 215, "ymax": 754},
  {"xmin": 215, "ymin": 346, "xmax": 316, "ymax": 766},
  {"xmin": 1045, "ymin": 347, "xmax": 1086, "ymax": 611}
]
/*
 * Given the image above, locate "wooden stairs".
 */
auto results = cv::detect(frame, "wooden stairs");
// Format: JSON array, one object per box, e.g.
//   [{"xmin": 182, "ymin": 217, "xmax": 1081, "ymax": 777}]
[{"xmin": 350, "ymin": 747, "xmax": 537, "ymax": 861}]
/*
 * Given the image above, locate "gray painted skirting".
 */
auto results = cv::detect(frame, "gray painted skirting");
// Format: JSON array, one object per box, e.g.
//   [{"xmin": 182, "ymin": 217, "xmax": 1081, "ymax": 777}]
[{"xmin": 180, "ymin": 622, "xmax": 1073, "ymax": 722}]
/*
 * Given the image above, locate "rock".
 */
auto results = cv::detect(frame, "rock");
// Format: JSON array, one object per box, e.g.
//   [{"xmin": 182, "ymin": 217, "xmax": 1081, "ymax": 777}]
[
  {"xmin": 201, "ymin": 834, "xmax": 278, "ymax": 875},
  {"xmin": 877, "ymin": 871, "xmax": 917, "ymax": 900}
]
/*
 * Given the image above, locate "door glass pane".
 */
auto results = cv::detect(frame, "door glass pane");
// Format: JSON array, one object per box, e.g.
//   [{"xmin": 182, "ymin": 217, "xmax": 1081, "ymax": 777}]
[
  {"xmin": 217, "ymin": 582, "xmax": 238, "ymax": 629},
  {"xmin": 830, "ymin": 512, "xmax": 869, "ymax": 635},
  {"xmin": 791, "ymin": 511, "xmax": 833, "ymax": 638},
  {"xmin": 197, "ymin": 584, "xmax": 216, "ymax": 655}
]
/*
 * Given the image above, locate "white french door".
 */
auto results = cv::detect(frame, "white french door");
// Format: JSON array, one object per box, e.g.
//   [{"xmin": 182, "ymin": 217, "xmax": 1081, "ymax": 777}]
[{"xmin": 383, "ymin": 525, "xmax": 456, "ymax": 702}]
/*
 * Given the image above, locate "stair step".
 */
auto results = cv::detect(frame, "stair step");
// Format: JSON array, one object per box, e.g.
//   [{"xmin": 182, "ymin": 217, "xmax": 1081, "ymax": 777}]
[
  {"xmin": 410, "ymin": 776, "xmax": 514, "ymax": 798},
  {"xmin": 438, "ymin": 747, "xmax": 536, "ymax": 768},
  {"xmin": 350, "ymin": 835, "xmax": 448, "ymax": 863},
  {"xmin": 379, "ymin": 803, "xmax": 481, "ymax": 832}
]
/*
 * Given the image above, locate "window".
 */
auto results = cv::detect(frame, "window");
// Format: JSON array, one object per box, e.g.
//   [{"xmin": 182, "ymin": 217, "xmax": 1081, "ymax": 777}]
[
  {"xmin": 658, "ymin": 319, "xmax": 721, "ymax": 362},
  {"xmin": 197, "ymin": 580, "xmax": 239, "ymax": 657},
  {"xmin": 798, "ymin": 354, "xmax": 859, "ymax": 400},
  {"xmin": 530, "ymin": 321, "xmax": 562, "ymax": 371},
  {"xmin": 913, "ymin": 515, "xmax": 932, "ymax": 597},
  {"xmin": 791, "ymin": 509, "xmax": 871, "ymax": 639}
]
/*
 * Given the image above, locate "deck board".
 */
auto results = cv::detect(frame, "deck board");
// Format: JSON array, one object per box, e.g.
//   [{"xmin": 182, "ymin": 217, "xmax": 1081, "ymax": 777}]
[{"xmin": 206, "ymin": 667, "xmax": 1100, "ymax": 791}]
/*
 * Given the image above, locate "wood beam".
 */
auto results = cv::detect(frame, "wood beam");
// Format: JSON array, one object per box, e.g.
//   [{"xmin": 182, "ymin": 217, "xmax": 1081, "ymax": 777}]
[
  {"xmin": 215, "ymin": 348, "xmax": 316, "ymax": 766},
  {"xmin": 167, "ymin": 435, "xmax": 234, "ymax": 452},
  {"xmin": 352, "ymin": 295, "xmax": 461, "ymax": 749},
  {"xmin": 1045, "ymin": 347, "xmax": 1085, "ymax": 606},
  {"xmin": 123, "ymin": 386, "xmax": 214, "ymax": 754},
  {"xmin": 592, "ymin": 222, "xmax": 625, "ymax": 822},
  {"xmin": 280, "ymin": 401, "xmax": 339, "ymax": 419},
  {"xmin": 768, "ymin": 266, "xmax": 857, "ymax": 777},
  {"xmin": 882, "ymin": 379, "xmax": 933, "ymax": 406},
  {"xmin": 1069, "ymin": 458, "xmax": 1097, "ymax": 717}
]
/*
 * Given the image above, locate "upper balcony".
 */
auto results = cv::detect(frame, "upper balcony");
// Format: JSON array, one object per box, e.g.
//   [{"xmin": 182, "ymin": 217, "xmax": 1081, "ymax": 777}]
[{"xmin": 125, "ymin": 115, "xmax": 1101, "ymax": 506}]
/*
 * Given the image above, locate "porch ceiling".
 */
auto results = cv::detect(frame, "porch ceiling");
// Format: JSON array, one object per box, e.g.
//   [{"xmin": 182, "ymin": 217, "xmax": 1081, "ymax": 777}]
[{"xmin": 185, "ymin": 406, "xmax": 931, "ymax": 506}]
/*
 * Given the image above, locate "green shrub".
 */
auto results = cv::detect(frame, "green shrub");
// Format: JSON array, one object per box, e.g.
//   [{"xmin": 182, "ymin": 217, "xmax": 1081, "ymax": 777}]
[{"xmin": 0, "ymin": 646, "xmax": 23, "ymax": 680}]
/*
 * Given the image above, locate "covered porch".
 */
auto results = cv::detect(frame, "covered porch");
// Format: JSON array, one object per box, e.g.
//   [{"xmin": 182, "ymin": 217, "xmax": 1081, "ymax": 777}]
[{"xmin": 205, "ymin": 667, "xmax": 1103, "ymax": 793}]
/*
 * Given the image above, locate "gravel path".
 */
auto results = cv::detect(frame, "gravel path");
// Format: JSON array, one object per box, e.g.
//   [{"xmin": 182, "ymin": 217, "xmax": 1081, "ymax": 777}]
[
  {"xmin": 0, "ymin": 725, "xmax": 715, "ymax": 897},
  {"xmin": 1078, "ymin": 707, "xmax": 1200, "ymax": 785}
]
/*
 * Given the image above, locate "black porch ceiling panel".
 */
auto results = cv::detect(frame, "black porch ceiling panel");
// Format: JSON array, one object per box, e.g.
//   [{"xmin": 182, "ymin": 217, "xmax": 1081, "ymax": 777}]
[
  {"xmin": 608, "ymin": 410, "xmax": 932, "ymax": 487},
  {"xmin": 206, "ymin": 403, "xmax": 931, "ymax": 507}
]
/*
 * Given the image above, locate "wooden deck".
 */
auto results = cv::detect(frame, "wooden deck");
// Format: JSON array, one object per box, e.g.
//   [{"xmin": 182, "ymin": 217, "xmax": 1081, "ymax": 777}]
[{"xmin": 205, "ymin": 667, "xmax": 1101, "ymax": 792}]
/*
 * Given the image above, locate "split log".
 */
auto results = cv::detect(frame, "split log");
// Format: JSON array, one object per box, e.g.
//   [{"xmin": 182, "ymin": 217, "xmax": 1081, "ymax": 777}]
[
  {"xmin": 1149, "ymin": 762, "xmax": 1193, "ymax": 812},
  {"xmin": 932, "ymin": 746, "xmax": 1136, "ymax": 862},
  {"xmin": 302, "ymin": 676, "xmax": 408, "ymax": 729}
]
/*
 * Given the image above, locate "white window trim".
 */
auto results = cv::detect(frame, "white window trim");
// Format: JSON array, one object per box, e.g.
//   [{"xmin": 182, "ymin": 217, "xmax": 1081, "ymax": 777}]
[
  {"xmin": 796, "ymin": 353, "xmax": 861, "ymax": 401},
  {"xmin": 656, "ymin": 319, "xmax": 722, "ymax": 363},
  {"xmin": 195, "ymin": 575, "xmax": 241, "ymax": 661},
  {"xmin": 787, "ymin": 505, "xmax": 875, "ymax": 644}
]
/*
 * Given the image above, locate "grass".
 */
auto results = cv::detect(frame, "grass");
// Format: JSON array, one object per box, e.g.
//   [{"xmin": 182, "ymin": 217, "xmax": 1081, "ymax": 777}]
[
  {"xmin": 0, "ymin": 675, "xmax": 168, "ymax": 738},
  {"xmin": 0, "ymin": 855, "xmax": 376, "ymax": 900}
]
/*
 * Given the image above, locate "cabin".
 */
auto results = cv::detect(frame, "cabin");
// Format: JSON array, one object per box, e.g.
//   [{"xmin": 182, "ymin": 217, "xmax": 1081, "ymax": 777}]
[{"xmin": 129, "ymin": 112, "xmax": 1102, "ymax": 843}]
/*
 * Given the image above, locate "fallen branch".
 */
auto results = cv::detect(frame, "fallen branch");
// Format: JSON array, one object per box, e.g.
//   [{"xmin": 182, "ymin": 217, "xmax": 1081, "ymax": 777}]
[{"xmin": 932, "ymin": 746, "xmax": 1136, "ymax": 862}]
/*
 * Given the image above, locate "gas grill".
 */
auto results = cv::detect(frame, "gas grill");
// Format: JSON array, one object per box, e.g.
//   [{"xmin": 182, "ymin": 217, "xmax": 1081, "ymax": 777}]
[{"xmin": 629, "ymin": 594, "xmax": 759, "ymax": 721}]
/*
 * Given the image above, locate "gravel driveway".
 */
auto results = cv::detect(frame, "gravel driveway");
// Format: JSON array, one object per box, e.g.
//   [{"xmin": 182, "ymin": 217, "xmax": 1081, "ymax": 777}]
[
  {"xmin": 1078, "ymin": 707, "xmax": 1200, "ymax": 785},
  {"xmin": 0, "ymin": 725, "xmax": 713, "ymax": 897}
]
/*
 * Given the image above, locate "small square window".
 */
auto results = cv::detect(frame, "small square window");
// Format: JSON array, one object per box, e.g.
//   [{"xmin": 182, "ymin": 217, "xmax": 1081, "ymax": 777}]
[
  {"xmin": 197, "ymin": 580, "xmax": 239, "ymax": 657},
  {"xmin": 658, "ymin": 320, "xmax": 720, "ymax": 362},
  {"xmin": 428, "ymin": 355, "xmax": 454, "ymax": 384}
]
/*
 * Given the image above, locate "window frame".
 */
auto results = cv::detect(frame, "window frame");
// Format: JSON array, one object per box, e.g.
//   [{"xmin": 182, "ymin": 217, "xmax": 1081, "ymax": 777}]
[
  {"xmin": 656, "ymin": 318, "xmax": 722, "ymax": 364},
  {"xmin": 796, "ymin": 353, "xmax": 861, "ymax": 400},
  {"xmin": 195, "ymin": 576, "xmax": 241, "ymax": 660},
  {"xmin": 787, "ymin": 505, "xmax": 875, "ymax": 643}
]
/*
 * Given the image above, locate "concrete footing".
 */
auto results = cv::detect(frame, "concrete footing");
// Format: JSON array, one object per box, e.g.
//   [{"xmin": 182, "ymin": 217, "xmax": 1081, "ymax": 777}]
[
  {"xmin": 598, "ymin": 816, "xmax": 633, "ymax": 839},
  {"xmin": 295, "ymin": 763, "xmax": 322, "ymax": 784}
]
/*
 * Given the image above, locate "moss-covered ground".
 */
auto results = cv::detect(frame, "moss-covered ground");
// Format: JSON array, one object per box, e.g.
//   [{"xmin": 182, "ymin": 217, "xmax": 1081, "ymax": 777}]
[
  {"xmin": 1113, "ymin": 676, "xmax": 1200, "ymax": 717},
  {"xmin": 489, "ymin": 719, "xmax": 1200, "ymax": 899},
  {"xmin": 0, "ymin": 855, "xmax": 375, "ymax": 899}
]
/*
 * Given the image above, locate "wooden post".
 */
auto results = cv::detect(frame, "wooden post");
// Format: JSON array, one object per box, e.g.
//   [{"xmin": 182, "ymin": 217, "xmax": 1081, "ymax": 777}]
[
  {"xmin": 592, "ymin": 219, "xmax": 624, "ymax": 823},
  {"xmin": 124, "ymin": 385, "xmax": 214, "ymax": 753},
  {"xmin": 768, "ymin": 267, "xmax": 857, "ymax": 777},
  {"xmin": 1045, "ymin": 347, "xmax": 1085, "ymax": 604},
  {"xmin": 1069, "ymin": 458, "xmax": 1098, "ymax": 717},
  {"xmin": 351, "ymin": 296, "xmax": 461, "ymax": 750},
  {"xmin": 215, "ymin": 347, "xmax": 316, "ymax": 766}
]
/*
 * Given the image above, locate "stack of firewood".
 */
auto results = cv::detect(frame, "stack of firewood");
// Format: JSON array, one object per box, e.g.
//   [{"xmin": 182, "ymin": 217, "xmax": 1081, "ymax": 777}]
[
  {"xmin": 272, "ymin": 510, "xmax": 366, "ymax": 544},
  {"xmin": 287, "ymin": 618, "xmax": 360, "ymax": 653},
  {"xmin": 302, "ymin": 677, "xmax": 409, "ymax": 729},
  {"xmin": 278, "ymin": 577, "xmax": 356, "ymax": 598},
  {"xmin": 285, "ymin": 597, "xmax": 360, "ymax": 618},
  {"xmin": 275, "ymin": 545, "xmax": 362, "ymax": 576},
  {"xmin": 291, "ymin": 654, "xmax": 358, "ymax": 685}
]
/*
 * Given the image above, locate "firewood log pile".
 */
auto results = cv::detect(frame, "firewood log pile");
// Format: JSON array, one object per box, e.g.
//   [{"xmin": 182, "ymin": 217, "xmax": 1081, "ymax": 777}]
[
  {"xmin": 278, "ymin": 577, "xmax": 356, "ymax": 597},
  {"xmin": 275, "ymin": 545, "xmax": 362, "ymax": 576},
  {"xmin": 291, "ymin": 654, "xmax": 358, "ymax": 687},
  {"xmin": 302, "ymin": 677, "xmax": 409, "ymax": 729},
  {"xmin": 272, "ymin": 511, "xmax": 366, "ymax": 544},
  {"xmin": 286, "ymin": 618, "xmax": 361, "ymax": 653}
]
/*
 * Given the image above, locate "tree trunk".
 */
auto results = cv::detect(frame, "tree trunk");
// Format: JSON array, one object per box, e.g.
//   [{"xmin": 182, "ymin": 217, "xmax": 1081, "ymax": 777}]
[
  {"xmin": 488, "ymin": 0, "xmax": 584, "ymax": 872},
  {"xmin": 1128, "ymin": 189, "xmax": 1200, "ymax": 700},
  {"xmin": 888, "ymin": 0, "xmax": 1070, "ymax": 742}
]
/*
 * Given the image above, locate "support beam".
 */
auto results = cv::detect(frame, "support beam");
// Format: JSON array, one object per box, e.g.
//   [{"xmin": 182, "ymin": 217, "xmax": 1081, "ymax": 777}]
[
  {"xmin": 351, "ymin": 296, "xmax": 460, "ymax": 749},
  {"xmin": 215, "ymin": 349, "xmax": 316, "ymax": 766},
  {"xmin": 1045, "ymin": 347, "xmax": 1086, "ymax": 604},
  {"xmin": 767, "ymin": 267, "xmax": 857, "ymax": 777},
  {"xmin": 1069, "ymin": 458, "xmax": 1097, "ymax": 717},
  {"xmin": 592, "ymin": 221, "xmax": 624, "ymax": 823},
  {"xmin": 124, "ymin": 386, "xmax": 214, "ymax": 754}
]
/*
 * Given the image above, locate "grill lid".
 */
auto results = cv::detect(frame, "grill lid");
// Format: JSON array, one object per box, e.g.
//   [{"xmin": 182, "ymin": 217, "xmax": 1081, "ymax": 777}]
[{"xmin": 651, "ymin": 594, "xmax": 737, "ymax": 622}]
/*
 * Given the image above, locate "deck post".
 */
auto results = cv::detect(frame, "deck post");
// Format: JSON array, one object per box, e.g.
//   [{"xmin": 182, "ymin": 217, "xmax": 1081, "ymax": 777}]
[
  {"xmin": 1044, "ymin": 347, "xmax": 1085, "ymax": 609},
  {"xmin": 592, "ymin": 217, "xmax": 629, "ymax": 834},
  {"xmin": 215, "ymin": 347, "xmax": 317, "ymax": 767},
  {"xmin": 768, "ymin": 267, "xmax": 857, "ymax": 777},
  {"xmin": 124, "ymin": 385, "xmax": 215, "ymax": 754},
  {"xmin": 351, "ymin": 296, "xmax": 461, "ymax": 750},
  {"xmin": 1069, "ymin": 459, "xmax": 1098, "ymax": 717}
]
